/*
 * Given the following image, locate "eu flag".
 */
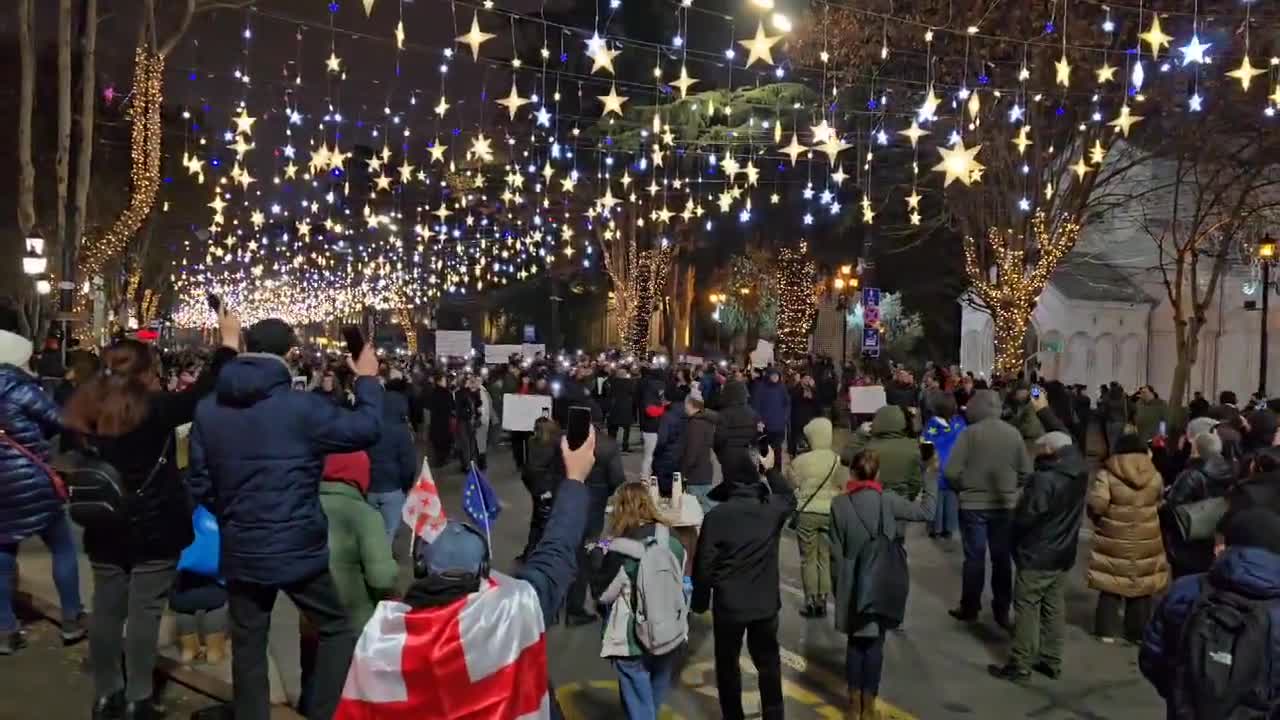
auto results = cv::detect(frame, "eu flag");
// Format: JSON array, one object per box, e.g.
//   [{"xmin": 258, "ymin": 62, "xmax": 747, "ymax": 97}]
[{"xmin": 463, "ymin": 463, "xmax": 501, "ymax": 534}]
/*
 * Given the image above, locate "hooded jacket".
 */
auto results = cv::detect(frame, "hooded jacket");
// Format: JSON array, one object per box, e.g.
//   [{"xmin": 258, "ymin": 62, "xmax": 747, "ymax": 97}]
[
  {"xmin": 1088, "ymin": 451, "xmax": 1170, "ymax": 597},
  {"xmin": 944, "ymin": 390, "xmax": 1033, "ymax": 510},
  {"xmin": 0, "ymin": 355, "xmax": 64, "ymax": 546},
  {"xmin": 1012, "ymin": 443, "xmax": 1088, "ymax": 571},
  {"xmin": 845, "ymin": 405, "xmax": 923, "ymax": 499},
  {"xmin": 680, "ymin": 409, "xmax": 718, "ymax": 487},
  {"xmin": 1162, "ymin": 454, "xmax": 1235, "ymax": 576},
  {"xmin": 367, "ymin": 387, "xmax": 417, "ymax": 494},
  {"xmin": 320, "ymin": 452, "xmax": 398, "ymax": 631},
  {"xmin": 189, "ymin": 354, "xmax": 384, "ymax": 585},
  {"xmin": 787, "ymin": 418, "xmax": 843, "ymax": 516},
  {"xmin": 750, "ymin": 374, "xmax": 791, "ymax": 435},
  {"xmin": 714, "ymin": 381, "xmax": 760, "ymax": 467},
  {"xmin": 652, "ymin": 400, "xmax": 687, "ymax": 483}
]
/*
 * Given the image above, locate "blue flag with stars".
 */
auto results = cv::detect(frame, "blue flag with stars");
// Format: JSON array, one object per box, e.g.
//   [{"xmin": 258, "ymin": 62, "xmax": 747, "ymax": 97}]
[{"xmin": 463, "ymin": 463, "xmax": 501, "ymax": 534}]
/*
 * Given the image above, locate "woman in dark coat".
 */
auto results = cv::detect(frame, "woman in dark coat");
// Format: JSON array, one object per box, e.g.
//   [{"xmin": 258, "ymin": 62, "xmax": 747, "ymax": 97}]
[
  {"xmin": 519, "ymin": 417, "xmax": 562, "ymax": 562},
  {"xmin": 789, "ymin": 374, "xmax": 820, "ymax": 458},
  {"xmin": 605, "ymin": 368, "xmax": 637, "ymax": 452},
  {"xmin": 63, "ymin": 310, "xmax": 239, "ymax": 719},
  {"xmin": 427, "ymin": 374, "xmax": 455, "ymax": 466}
]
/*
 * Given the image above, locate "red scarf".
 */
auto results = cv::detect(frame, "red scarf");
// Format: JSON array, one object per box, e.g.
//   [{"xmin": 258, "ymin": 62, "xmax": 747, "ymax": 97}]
[{"xmin": 844, "ymin": 479, "xmax": 883, "ymax": 494}]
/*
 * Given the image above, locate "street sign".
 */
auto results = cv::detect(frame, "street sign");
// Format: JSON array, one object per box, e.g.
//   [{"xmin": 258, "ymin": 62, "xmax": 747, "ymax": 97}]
[
  {"xmin": 522, "ymin": 324, "xmax": 537, "ymax": 342},
  {"xmin": 862, "ymin": 327, "xmax": 881, "ymax": 354},
  {"xmin": 862, "ymin": 287, "xmax": 881, "ymax": 308},
  {"xmin": 863, "ymin": 305, "xmax": 881, "ymax": 327}
]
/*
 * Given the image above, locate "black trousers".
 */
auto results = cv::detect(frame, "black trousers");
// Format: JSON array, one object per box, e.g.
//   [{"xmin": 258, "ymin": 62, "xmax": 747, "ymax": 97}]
[
  {"xmin": 713, "ymin": 615, "xmax": 783, "ymax": 720},
  {"xmin": 1094, "ymin": 591, "xmax": 1153, "ymax": 642},
  {"xmin": 608, "ymin": 424, "xmax": 632, "ymax": 451},
  {"xmin": 510, "ymin": 431, "xmax": 530, "ymax": 468},
  {"xmin": 228, "ymin": 571, "xmax": 355, "ymax": 720}
]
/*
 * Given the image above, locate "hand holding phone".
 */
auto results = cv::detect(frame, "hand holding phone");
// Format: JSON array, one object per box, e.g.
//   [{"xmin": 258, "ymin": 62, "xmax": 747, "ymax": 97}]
[{"xmin": 567, "ymin": 405, "xmax": 592, "ymax": 451}]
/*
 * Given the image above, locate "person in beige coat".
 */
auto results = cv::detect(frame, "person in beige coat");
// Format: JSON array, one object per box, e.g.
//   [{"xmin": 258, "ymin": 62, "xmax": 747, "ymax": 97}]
[
  {"xmin": 785, "ymin": 417, "xmax": 845, "ymax": 618},
  {"xmin": 1086, "ymin": 433, "xmax": 1170, "ymax": 643}
]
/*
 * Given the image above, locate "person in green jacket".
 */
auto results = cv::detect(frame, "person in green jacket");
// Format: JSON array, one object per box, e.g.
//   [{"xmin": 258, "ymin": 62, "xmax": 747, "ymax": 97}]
[
  {"xmin": 319, "ymin": 452, "xmax": 399, "ymax": 631},
  {"xmin": 1133, "ymin": 385, "xmax": 1168, "ymax": 444},
  {"xmin": 785, "ymin": 417, "xmax": 844, "ymax": 618},
  {"xmin": 844, "ymin": 404, "xmax": 923, "ymax": 502}
]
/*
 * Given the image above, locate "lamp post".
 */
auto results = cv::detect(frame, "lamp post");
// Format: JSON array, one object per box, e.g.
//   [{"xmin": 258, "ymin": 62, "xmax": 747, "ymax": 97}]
[
  {"xmin": 833, "ymin": 264, "xmax": 858, "ymax": 377},
  {"xmin": 709, "ymin": 292, "xmax": 724, "ymax": 351},
  {"xmin": 1258, "ymin": 236, "xmax": 1277, "ymax": 397}
]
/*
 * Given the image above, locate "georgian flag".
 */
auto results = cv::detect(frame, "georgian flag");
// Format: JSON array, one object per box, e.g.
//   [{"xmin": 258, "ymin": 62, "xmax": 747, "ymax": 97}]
[
  {"xmin": 402, "ymin": 459, "xmax": 447, "ymax": 543},
  {"xmin": 334, "ymin": 573, "xmax": 550, "ymax": 720}
]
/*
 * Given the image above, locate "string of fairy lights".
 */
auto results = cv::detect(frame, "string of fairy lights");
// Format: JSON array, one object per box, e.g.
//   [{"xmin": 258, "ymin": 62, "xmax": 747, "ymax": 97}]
[{"xmin": 156, "ymin": 0, "xmax": 1280, "ymax": 329}]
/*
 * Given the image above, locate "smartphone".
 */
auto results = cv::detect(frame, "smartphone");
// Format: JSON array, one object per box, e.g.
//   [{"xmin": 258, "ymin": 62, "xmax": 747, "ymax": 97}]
[
  {"xmin": 1030, "ymin": 385, "xmax": 1042, "ymax": 399},
  {"xmin": 756, "ymin": 433, "xmax": 772, "ymax": 457},
  {"xmin": 206, "ymin": 292, "xmax": 221, "ymax": 314},
  {"xmin": 341, "ymin": 325, "xmax": 365, "ymax": 358},
  {"xmin": 567, "ymin": 405, "xmax": 591, "ymax": 451}
]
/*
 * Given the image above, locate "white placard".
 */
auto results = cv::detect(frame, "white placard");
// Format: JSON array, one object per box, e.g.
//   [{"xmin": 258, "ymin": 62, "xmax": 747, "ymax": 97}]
[
  {"xmin": 521, "ymin": 343, "xmax": 546, "ymax": 359},
  {"xmin": 681, "ymin": 355, "xmax": 705, "ymax": 367},
  {"xmin": 749, "ymin": 339, "xmax": 774, "ymax": 369},
  {"xmin": 501, "ymin": 393, "xmax": 554, "ymax": 432},
  {"xmin": 484, "ymin": 344, "xmax": 524, "ymax": 365},
  {"xmin": 849, "ymin": 385, "xmax": 888, "ymax": 415},
  {"xmin": 436, "ymin": 330, "xmax": 473, "ymax": 358}
]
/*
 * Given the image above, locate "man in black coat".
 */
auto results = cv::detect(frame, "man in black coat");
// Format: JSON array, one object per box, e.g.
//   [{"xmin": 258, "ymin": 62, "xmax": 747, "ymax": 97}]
[
  {"xmin": 604, "ymin": 367, "xmax": 636, "ymax": 452},
  {"xmin": 714, "ymin": 380, "xmax": 761, "ymax": 470},
  {"xmin": 693, "ymin": 447, "xmax": 795, "ymax": 720},
  {"xmin": 989, "ymin": 398, "xmax": 1087, "ymax": 683},
  {"xmin": 636, "ymin": 368, "xmax": 666, "ymax": 479},
  {"xmin": 563, "ymin": 401, "xmax": 626, "ymax": 625}
]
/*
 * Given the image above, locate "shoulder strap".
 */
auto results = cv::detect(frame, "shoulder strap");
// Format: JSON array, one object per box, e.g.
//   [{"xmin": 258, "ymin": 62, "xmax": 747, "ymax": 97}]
[
  {"xmin": 0, "ymin": 429, "xmax": 67, "ymax": 500},
  {"xmin": 796, "ymin": 456, "xmax": 840, "ymax": 515},
  {"xmin": 134, "ymin": 434, "xmax": 174, "ymax": 495}
]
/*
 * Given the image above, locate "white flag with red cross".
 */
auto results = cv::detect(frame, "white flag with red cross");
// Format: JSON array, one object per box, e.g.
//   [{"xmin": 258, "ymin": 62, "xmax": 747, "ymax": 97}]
[
  {"xmin": 334, "ymin": 573, "xmax": 551, "ymax": 720},
  {"xmin": 402, "ymin": 459, "xmax": 447, "ymax": 543}
]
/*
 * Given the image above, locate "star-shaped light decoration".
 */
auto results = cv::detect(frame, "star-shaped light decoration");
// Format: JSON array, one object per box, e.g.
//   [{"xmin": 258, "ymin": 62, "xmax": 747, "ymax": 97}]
[
  {"xmin": 228, "ymin": 136, "xmax": 254, "ymax": 160},
  {"xmin": 721, "ymin": 154, "xmax": 741, "ymax": 178},
  {"xmin": 898, "ymin": 120, "xmax": 929, "ymax": 148},
  {"xmin": 534, "ymin": 106, "xmax": 552, "ymax": 128},
  {"xmin": 235, "ymin": 166, "xmax": 255, "ymax": 190},
  {"xmin": 328, "ymin": 147, "xmax": 349, "ymax": 170},
  {"xmin": 1270, "ymin": 84, "xmax": 1280, "ymax": 108},
  {"xmin": 456, "ymin": 13, "xmax": 495, "ymax": 61},
  {"xmin": 779, "ymin": 133, "xmax": 807, "ymax": 164},
  {"xmin": 598, "ymin": 84, "xmax": 629, "ymax": 117},
  {"xmin": 905, "ymin": 188, "xmax": 922, "ymax": 210},
  {"xmin": 394, "ymin": 20, "xmax": 405, "ymax": 50},
  {"xmin": 1139, "ymin": 14, "xmax": 1173, "ymax": 60},
  {"xmin": 598, "ymin": 187, "xmax": 621, "ymax": 211},
  {"xmin": 374, "ymin": 174, "xmax": 393, "ymax": 192},
  {"xmin": 738, "ymin": 22, "xmax": 781, "ymax": 67},
  {"xmin": 716, "ymin": 190, "xmax": 734, "ymax": 213},
  {"xmin": 496, "ymin": 81, "xmax": 530, "ymax": 120},
  {"xmin": 585, "ymin": 33, "xmax": 620, "ymax": 75},
  {"xmin": 860, "ymin": 197, "xmax": 875, "ymax": 224},
  {"xmin": 397, "ymin": 161, "xmax": 415, "ymax": 183},
  {"xmin": 1108, "ymin": 104, "xmax": 1143, "ymax": 137},
  {"xmin": 309, "ymin": 145, "xmax": 332, "ymax": 174},
  {"xmin": 831, "ymin": 166, "xmax": 848, "ymax": 185},
  {"xmin": 809, "ymin": 119, "xmax": 834, "ymax": 144},
  {"xmin": 670, "ymin": 65, "xmax": 698, "ymax": 99},
  {"xmin": 744, "ymin": 160, "xmax": 760, "ymax": 187},
  {"xmin": 1088, "ymin": 139, "xmax": 1107, "ymax": 165},
  {"xmin": 1012, "ymin": 125, "xmax": 1033, "ymax": 155},
  {"xmin": 1054, "ymin": 55, "xmax": 1071, "ymax": 88},
  {"xmin": 1096, "ymin": 62, "xmax": 1117, "ymax": 84},
  {"xmin": 560, "ymin": 173, "xmax": 577, "ymax": 193},
  {"xmin": 655, "ymin": 206, "xmax": 674, "ymax": 224},
  {"xmin": 367, "ymin": 156, "xmax": 383, "ymax": 173},
  {"xmin": 1178, "ymin": 34, "xmax": 1211, "ymax": 66},
  {"xmin": 468, "ymin": 132, "xmax": 494, "ymax": 163},
  {"xmin": 428, "ymin": 140, "xmax": 447, "ymax": 163},
  {"xmin": 362, "ymin": 0, "xmax": 376, "ymax": 16},
  {"xmin": 916, "ymin": 86, "xmax": 942, "ymax": 123},
  {"xmin": 295, "ymin": 219, "xmax": 311, "ymax": 238},
  {"xmin": 232, "ymin": 108, "xmax": 256, "ymax": 136},
  {"xmin": 1227, "ymin": 56, "xmax": 1266, "ymax": 91},
  {"xmin": 284, "ymin": 161, "xmax": 298, "ymax": 180},
  {"xmin": 433, "ymin": 96, "xmax": 451, "ymax": 118},
  {"xmin": 1071, "ymin": 156, "xmax": 1092, "ymax": 180},
  {"xmin": 432, "ymin": 205, "xmax": 453, "ymax": 222},
  {"xmin": 326, "ymin": 51, "xmax": 342, "ymax": 73},
  {"xmin": 208, "ymin": 195, "xmax": 227, "ymax": 215},
  {"xmin": 250, "ymin": 209, "xmax": 266, "ymax": 229},
  {"xmin": 931, "ymin": 139, "xmax": 983, "ymax": 187},
  {"xmin": 815, "ymin": 134, "xmax": 851, "ymax": 167}
]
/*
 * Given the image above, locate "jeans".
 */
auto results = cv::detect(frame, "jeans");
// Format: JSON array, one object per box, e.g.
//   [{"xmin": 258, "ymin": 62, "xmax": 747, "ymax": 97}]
[
  {"xmin": 89, "ymin": 559, "xmax": 178, "ymax": 702},
  {"xmin": 229, "ymin": 571, "xmax": 355, "ymax": 720},
  {"xmin": 1095, "ymin": 592, "xmax": 1153, "ymax": 642},
  {"xmin": 367, "ymin": 490, "xmax": 405, "ymax": 543},
  {"xmin": 609, "ymin": 424, "xmax": 632, "ymax": 452},
  {"xmin": 958, "ymin": 508, "xmax": 1013, "ymax": 617},
  {"xmin": 176, "ymin": 606, "xmax": 228, "ymax": 636},
  {"xmin": 795, "ymin": 512, "xmax": 831, "ymax": 599},
  {"xmin": 614, "ymin": 652, "xmax": 676, "ymax": 719},
  {"xmin": 766, "ymin": 431, "xmax": 786, "ymax": 467},
  {"xmin": 932, "ymin": 488, "xmax": 959, "ymax": 536},
  {"xmin": 713, "ymin": 615, "xmax": 783, "ymax": 720},
  {"xmin": 845, "ymin": 630, "xmax": 886, "ymax": 694},
  {"xmin": 1009, "ymin": 569, "xmax": 1066, "ymax": 672},
  {"xmin": 686, "ymin": 484, "xmax": 718, "ymax": 515},
  {"xmin": 0, "ymin": 510, "xmax": 83, "ymax": 632},
  {"xmin": 640, "ymin": 432, "xmax": 659, "ymax": 480}
]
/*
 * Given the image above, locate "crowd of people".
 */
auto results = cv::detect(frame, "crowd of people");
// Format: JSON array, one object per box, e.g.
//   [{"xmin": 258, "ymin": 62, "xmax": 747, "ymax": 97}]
[{"xmin": 1, "ymin": 298, "xmax": 1278, "ymax": 719}]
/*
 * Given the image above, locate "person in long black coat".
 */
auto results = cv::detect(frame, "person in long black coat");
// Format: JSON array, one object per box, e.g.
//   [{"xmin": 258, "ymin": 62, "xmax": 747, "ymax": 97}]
[
  {"xmin": 605, "ymin": 368, "xmax": 637, "ymax": 452},
  {"xmin": 427, "ymin": 374, "xmax": 455, "ymax": 466},
  {"xmin": 789, "ymin": 374, "xmax": 820, "ymax": 458}
]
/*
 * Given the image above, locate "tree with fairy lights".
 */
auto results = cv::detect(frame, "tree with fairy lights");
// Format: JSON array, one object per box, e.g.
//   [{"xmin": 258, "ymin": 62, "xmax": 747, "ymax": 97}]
[{"xmin": 775, "ymin": 244, "xmax": 819, "ymax": 360}]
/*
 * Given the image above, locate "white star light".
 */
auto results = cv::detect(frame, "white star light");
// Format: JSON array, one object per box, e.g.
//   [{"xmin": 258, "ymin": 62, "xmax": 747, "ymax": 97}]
[
  {"xmin": 1008, "ymin": 104, "xmax": 1025, "ymax": 122},
  {"xmin": 288, "ymin": 109, "xmax": 303, "ymax": 125},
  {"xmin": 534, "ymin": 106, "xmax": 552, "ymax": 127},
  {"xmin": 1189, "ymin": 93, "xmax": 1203, "ymax": 112},
  {"xmin": 1179, "ymin": 34, "xmax": 1211, "ymax": 66},
  {"xmin": 802, "ymin": 213, "xmax": 814, "ymax": 225}
]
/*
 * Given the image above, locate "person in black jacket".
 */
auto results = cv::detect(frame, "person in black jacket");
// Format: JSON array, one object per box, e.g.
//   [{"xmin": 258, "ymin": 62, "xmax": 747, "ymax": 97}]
[
  {"xmin": 637, "ymin": 368, "xmax": 666, "ymax": 479},
  {"xmin": 605, "ymin": 367, "xmax": 636, "ymax": 452},
  {"xmin": 788, "ymin": 373, "xmax": 819, "ymax": 457},
  {"xmin": 366, "ymin": 376, "xmax": 417, "ymax": 542},
  {"xmin": 64, "ymin": 309, "xmax": 240, "ymax": 720},
  {"xmin": 1161, "ymin": 429, "xmax": 1234, "ymax": 578},
  {"xmin": 427, "ymin": 374, "xmax": 455, "ymax": 466},
  {"xmin": 693, "ymin": 446, "xmax": 796, "ymax": 720},
  {"xmin": 563, "ymin": 401, "xmax": 627, "ymax": 626},
  {"xmin": 652, "ymin": 384, "xmax": 689, "ymax": 495},
  {"xmin": 988, "ymin": 398, "xmax": 1087, "ymax": 684},
  {"xmin": 519, "ymin": 417, "xmax": 562, "ymax": 565},
  {"xmin": 714, "ymin": 380, "xmax": 761, "ymax": 470},
  {"xmin": 681, "ymin": 389, "xmax": 719, "ymax": 512}
]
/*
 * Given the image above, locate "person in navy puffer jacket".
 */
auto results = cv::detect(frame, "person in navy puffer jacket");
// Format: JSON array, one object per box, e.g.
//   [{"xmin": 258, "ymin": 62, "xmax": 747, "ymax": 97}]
[
  {"xmin": 751, "ymin": 368, "xmax": 791, "ymax": 463},
  {"xmin": 365, "ymin": 374, "xmax": 417, "ymax": 543},
  {"xmin": 189, "ymin": 318, "xmax": 383, "ymax": 720},
  {"xmin": 0, "ymin": 315, "xmax": 83, "ymax": 657}
]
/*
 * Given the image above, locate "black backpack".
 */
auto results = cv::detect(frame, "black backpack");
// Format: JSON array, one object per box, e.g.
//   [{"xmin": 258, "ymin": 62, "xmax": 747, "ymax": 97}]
[
  {"xmin": 849, "ymin": 492, "xmax": 910, "ymax": 628},
  {"xmin": 1171, "ymin": 579, "xmax": 1277, "ymax": 719},
  {"xmin": 60, "ymin": 436, "xmax": 171, "ymax": 530}
]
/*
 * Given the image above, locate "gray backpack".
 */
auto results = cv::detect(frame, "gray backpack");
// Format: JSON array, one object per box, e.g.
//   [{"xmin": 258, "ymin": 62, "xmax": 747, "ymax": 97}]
[{"xmin": 611, "ymin": 524, "xmax": 688, "ymax": 655}]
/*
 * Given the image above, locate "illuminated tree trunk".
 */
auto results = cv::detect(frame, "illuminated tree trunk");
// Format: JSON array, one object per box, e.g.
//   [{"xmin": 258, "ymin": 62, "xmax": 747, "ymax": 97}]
[{"xmin": 990, "ymin": 300, "xmax": 1030, "ymax": 377}]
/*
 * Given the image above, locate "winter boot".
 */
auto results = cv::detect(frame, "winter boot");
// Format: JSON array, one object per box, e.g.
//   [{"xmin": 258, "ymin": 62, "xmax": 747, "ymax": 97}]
[
  {"xmin": 178, "ymin": 634, "xmax": 201, "ymax": 664},
  {"xmin": 845, "ymin": 691, "xmax": 863, "ymax": 720},
  {"xmin": 204, "ymin": 632, "xmax": 228, "ymax": 664},
  {"xmin": 860, "ymin": 694, "xmax": 881, "ymax": 720}
]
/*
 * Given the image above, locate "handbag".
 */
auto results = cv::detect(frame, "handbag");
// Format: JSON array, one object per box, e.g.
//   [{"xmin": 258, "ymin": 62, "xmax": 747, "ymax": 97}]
[
  {"xmin": 849, "ymin": 492, "xmax": 911, "ymax": 627},
  {"xmin": 1171, "ymin": 496, "xmax": 1229, "ymax": 543},
  {"xmin": 178, "ymin": 505, "xmax": 221, "ymax": 577},
  {"xmin": 788, "ymin": 456, "xmax": 839, "ymax": 531},
  {"xmin": 59, "ymin": 435, "xmax": 172, "ymax": 530},
  {"xmin": 0, "ymin": 429, "xmax": 68, "ymax": 500}
]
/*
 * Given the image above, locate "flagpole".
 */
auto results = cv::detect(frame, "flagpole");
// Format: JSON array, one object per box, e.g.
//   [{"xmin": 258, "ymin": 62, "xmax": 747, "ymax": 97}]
[{"xmin": 471, "ymin": 461, "xmax": 492, "ymax": 552}]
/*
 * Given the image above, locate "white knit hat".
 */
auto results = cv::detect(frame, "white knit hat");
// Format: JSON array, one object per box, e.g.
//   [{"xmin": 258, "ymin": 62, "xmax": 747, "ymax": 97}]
[{"xmin": 0, "ymin": 330, "xmax": 33, "ymax": 370}]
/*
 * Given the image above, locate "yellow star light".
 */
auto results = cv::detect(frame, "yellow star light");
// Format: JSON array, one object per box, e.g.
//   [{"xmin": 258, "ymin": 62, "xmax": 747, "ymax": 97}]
[
  {"xmin": 1055, "ymin": 55, "xmax": 1071, "ymax": 88},
  {"xmin": 433, "ymin": 96, "xmax": 451, "ymax": 118},
  {"xmin": 744, "ymin": 161, "xmax": 760, "ymax": 187},
  {"xmin": 1088, "ymin": 139, "xmax": 1107, "ymax": 165},
  {"xmin": 235, "ymin": 167, "xmax": 255, "ymax": 190},
  {"xmin": 917, "ymin": 87, "xmax": 941, "ymax": 122},
  {"xmin": 560, "ymin": 174, "xmax": 577, "ymax": 193},
  {"xmin": 738, "ymin": 22, "xmax": 781, "ymax": 67},
  {"xmin": 831, "ymin": 167, "xmax": 848, "ymax": 185},
  {"xmin": 374, "ymin": 174, "xmax": 393, "ymax": 192},
  {"xmin": 656, "ymin": 206, "xmax": 674, "ymax": 224},
  {"xmin": 1096, "ymin": 62, "xmax": 1117, "ymax": 84},
  {"xmin": 909, "ymin": 210, "xmax": 921, "ymax": 225},
  {"xmin": 585, "ymin": 34, "xmax": 620, "ymax": 75},
  {"xmin": 598, "ymin": 84, "xmax": 629, "ymax": 116},
  {"xmin": 295, "ymin": 219, "xmax": 311, "ymax": 238},
  {"xmin": 1227, "ymin": 56, "xmax": 1266, "ymax": 91},
  {"xmin": 456, "ymin": 13, "xmax": 495, "ymax": 61},
  {"xmin": 809, "ymin": 119, "xmax": 834, "ymax": 144},
  {"xmin": 1271, "ymin": 84, "xmax": 1280, "ymax": 107},
  {"xmin": 228, "ymin": 136, "xmax": 254, "ymax": 159},
  {"xmin": 1071, "ymin": 156, "xmax": 1092, "ymax": 180},
  {"xmin": 860, "ymin": 198, "xmax": 876, "ymax": 224},
  {"xmin": 394, "ymin": 20, "xmax": 405, "ymax": 50},
  {"xmin": 250, "ymin": 209, "xmax": 266, "ymax": 229},
  {"xmin": 815, "ymin": 134, "xmax": 851, "ymax": 167},
  {"xmin": 598, "ymin": 187, "xmax": 620, "ymax": 210},
  {"xmin": 208, "ymin": 195, "xmax": 227, "ymax": 215},
  {"xmin": 779, "ymin": 133, "xmax": 807, "ymax": 164},
  {"xmin": 429, "ymin": 140, "xmax": 448, "ymax": 163},
  {"xmin": 398, "ymin": 161, "xmax": 415, "ymax": 183},
  {"xmin": 432, "ymin": 205, "xmax": 452, "ymax": 222},
  {"xmin": 722, "ymin": 154, "xmax": 741, "ymax": 178},
  {"xmin": 898, "ymin": 120, "xmax": 929, "ymax": 148},
  {"xmin": 367, "ymin": 156, "xmax": 383, "ymax": 173},
  {"xmin": 309, "ymin": 145, "xmax": 332, "ymax": 174},
  {"xmin": 1139, "ymin": 14, "xmax": 1173, "ymax": 60},
  {"xmin": 468, "ymin": 132, "xmax": 494, "ymax": 163},
  {"xmin": 325, "ymin": 51, "xmax": 342, "ymax": 73},
  {"xmin": 670, "ymin": 65, "xmax": 698, "ymax": 99},
  {"xmin": 931, "ymin": 139, "xmax": 983, "ymax": 188},
  {"xmin": 496, "ymin": 82, "xmax": 530, "ymax": 120},
  {"xmin": 328, "ymin": 147, "xmax": 349, "ymax": 170},
  {"xmin": 1108, "ymin": 104, "xmax": 1143, "ymax": 137},
  {"xmin": 284, "ymin": 161, "xmax": 298, "ymax": 179},
  {"xmin": 905, "ymin": 189, "xmax": 922, "ymax": 210},
  {"xmin": 1012, "ymin": 125, "xmax": 1033, "ymax": 156},
  {"xmin": 716, "ymin": 191, "xmax": 734, "ymax": 213},
  {"xmin": 232, "ymin": 108, "xmax": 256, "ymax": 136}
]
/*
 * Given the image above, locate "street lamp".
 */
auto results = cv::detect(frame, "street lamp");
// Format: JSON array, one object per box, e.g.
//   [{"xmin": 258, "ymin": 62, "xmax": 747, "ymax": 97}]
[
  {"xmin": 23, "ymin": 234, "xmax": 47, "ymax": 276},
  {"xmin": 709, "ymin": 292, "xmax": 725, "ymax": 350},
  {"xmin": 834, "ymin": 264, "xmax": 858, "ymax": 376},
  {"xmin": 1258, "ymin": 235, "xmax": 1277, "ymax": 396}
]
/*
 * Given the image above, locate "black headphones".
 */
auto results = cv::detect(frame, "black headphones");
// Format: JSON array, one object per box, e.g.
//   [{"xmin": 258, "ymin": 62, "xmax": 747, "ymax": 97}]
[{"xmin": 410, "ymin": 522, "xmax": 492, "ymax": 582}]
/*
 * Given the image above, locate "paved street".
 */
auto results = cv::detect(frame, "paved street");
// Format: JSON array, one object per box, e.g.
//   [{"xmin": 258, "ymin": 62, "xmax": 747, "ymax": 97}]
[{"xmin": 4, "ymin": 433, "xmax": 1167, "ymax": 719}]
